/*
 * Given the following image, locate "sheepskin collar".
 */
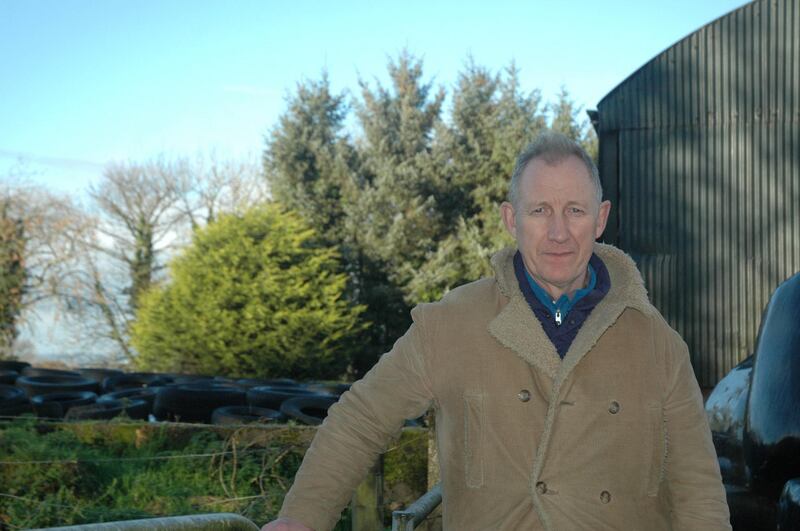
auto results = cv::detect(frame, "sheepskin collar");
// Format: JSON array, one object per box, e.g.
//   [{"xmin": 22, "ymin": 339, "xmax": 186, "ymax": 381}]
[{"xmin": 488, "ymin": 243, "xmax": 654, "ymax": 379}]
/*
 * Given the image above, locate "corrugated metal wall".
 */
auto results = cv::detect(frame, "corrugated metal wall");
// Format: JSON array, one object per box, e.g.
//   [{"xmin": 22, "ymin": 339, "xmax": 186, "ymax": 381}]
[{"xmin": 596, "ymin": 0, "xmax": 800, "ymax": 387}]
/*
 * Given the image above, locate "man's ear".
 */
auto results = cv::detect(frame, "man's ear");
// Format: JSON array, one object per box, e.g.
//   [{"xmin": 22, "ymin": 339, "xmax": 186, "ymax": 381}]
[
  {"xmin": 595, "ymin": 200, "xmax": 611, "ymax": 239},
  {"xmin": 500, "ymin": 201, "xmax": 517, "ymax": 239}
]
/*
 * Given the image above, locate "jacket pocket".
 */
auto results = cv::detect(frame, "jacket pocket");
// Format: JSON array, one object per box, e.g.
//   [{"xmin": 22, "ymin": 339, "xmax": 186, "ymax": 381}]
[
  {"xmin": 646, "ymin": 402, "xmax": 667, "ymax": 496},
  {"xmin": 463, "ymin": 392, "xmax": 485, "ymax": 488}
]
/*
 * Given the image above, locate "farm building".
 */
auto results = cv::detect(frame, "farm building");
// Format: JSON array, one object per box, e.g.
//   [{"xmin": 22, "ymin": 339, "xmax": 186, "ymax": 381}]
[{"xmin": 592, "ymin": 0, "xmax": 800, "ymax": 387}]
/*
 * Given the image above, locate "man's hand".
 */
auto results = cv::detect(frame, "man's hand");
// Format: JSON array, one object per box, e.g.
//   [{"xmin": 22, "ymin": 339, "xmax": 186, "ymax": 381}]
[{"xmin": 260, "ymin": 517, "xmax": 313, "ymax": 531}]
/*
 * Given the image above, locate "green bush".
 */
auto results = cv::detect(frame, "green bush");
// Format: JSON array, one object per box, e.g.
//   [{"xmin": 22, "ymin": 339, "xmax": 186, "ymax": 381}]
[{"xmin": 131, "ymin": 204, "xmax": 365, "ymax": 379}]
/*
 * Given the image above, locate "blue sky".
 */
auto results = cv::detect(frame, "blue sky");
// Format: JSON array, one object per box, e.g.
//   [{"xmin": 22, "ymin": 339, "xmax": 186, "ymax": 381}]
[{"xmin": 1, "ymin": 0, "xmax": 749, "ymax": 196}]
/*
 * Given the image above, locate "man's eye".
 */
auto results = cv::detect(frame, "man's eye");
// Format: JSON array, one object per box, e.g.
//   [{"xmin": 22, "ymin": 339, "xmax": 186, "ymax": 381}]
[
  {"xmin": 569, "ymin": 207, "xmax": 584, "ymax": 215},
  {"xmin": 530, "ymin": 208, "xmax": 544, "ymax": 215}
]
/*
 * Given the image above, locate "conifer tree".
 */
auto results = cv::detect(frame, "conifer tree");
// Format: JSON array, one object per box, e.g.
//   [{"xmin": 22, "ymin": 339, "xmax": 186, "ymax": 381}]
[
  {"xmin": 262, "ymin": 54, "xmax": 599, "ymax": 375},
  {"xmin": 131, "ymin": 204, "xmax": 364, "ymax": 379},
  {"xmin": 344, "ymin": 51, "xmax": 449, "ymax": 373},
  {"xmin": 407, "ymin": 64, "xmax": 547, "ymax": 302},
  {"xmin": 549, "ymin": 85, "xmax": 598, "ymax": 160},
  {"xmin": 351, "ymin": 50, "xmax": 446, "ymax": 280},
  {"xmin": 265, "ymin": 74, "xmax": 356, "ymax": 246}
]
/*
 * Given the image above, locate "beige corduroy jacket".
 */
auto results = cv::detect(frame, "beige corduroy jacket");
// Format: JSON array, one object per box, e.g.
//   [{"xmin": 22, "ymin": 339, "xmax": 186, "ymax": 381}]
[{"xmin": 279, "ymin": 244, "xmax": 731, "ymax": 530}]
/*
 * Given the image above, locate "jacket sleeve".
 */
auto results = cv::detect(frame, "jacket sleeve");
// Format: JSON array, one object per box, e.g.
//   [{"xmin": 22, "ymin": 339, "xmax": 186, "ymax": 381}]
[
  {"xmin": 278, "ymin": 305, "xmax": 436, "ymax": 531},
  {"xmin": 662, "ymin": 328, "xmax": 732, "ymax": 530}
]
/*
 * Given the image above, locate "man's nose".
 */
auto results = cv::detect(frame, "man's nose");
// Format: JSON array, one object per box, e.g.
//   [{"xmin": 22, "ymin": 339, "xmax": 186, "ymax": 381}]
[{"xmin": 547, "ymin": 214, "xmax": 569, "ymax": 242}]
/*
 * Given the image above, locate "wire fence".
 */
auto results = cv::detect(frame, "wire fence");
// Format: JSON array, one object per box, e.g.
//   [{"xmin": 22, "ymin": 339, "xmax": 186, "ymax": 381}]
[{"xmin": 0, "ymin": 418, "xmax": 428, "ymax": 530}]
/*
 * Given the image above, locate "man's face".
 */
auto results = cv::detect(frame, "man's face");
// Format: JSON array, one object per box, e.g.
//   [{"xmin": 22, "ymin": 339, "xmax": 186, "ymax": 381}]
[{"xmin": 501, "ymin": 155, "xmax": 611, "ymax": 300}]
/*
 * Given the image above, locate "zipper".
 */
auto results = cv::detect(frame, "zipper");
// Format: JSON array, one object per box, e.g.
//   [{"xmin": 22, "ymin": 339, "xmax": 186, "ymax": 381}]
[{"xmin": 554, "ymin": 308, "xmax": 562, "ymax": 326}]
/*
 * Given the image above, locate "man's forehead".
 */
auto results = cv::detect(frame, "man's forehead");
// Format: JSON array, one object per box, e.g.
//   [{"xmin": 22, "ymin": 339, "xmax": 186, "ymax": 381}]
[
  {"xmin": 523, "ymin": 162, "xmax": 593, "ymax": 189},
  {"xmin": 524, "ymin": 154, "xmax": 591, "ymax": 178}
]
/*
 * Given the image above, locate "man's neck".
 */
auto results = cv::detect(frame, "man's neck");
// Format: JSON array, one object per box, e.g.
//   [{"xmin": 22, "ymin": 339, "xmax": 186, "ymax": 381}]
[{"xmin": 534, "ymin": 271, "xmax": 590, "ymax": 302}]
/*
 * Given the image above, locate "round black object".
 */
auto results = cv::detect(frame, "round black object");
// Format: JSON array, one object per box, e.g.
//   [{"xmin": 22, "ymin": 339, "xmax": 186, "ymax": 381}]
[
  {"xmin": 0, "ymin": 386, "xmax": 29, "ymax": 417},
  {"xmin": 67, "ymin": 398, "xmax": 149, "ymax": 420},
  {"xmin": 76, "ymin": 367, "xmax": 123, "ymax": 384},
  {"xmin": 15, "ymin": 375, "xmax": 100, "ymax": 397},
  {"xmin": 778, "ymin": 479, "xmax": 800, "ymax": 531},
  {"xmin": 21, "ymin": 367, "xmax": 81, "ymax": 378},
  {"xmin": 0, "ymin": 384, "xmax": 26, "ymax": 406},
  {"xmin": 246, "ymin": 386, "xmax": 319, "ymax": 410},
  {"xmin": 0, "ymin": 370, "xmax": 19, "ymax": 385},
  {"xmin": 211, "ymin": 406, "xmax": 284, "ymax": 425},
  {"xmin": 102, "ymin": 372, "xmax": 173, "ymax": 392},
  {"xmin": 0, "ymin": 360, "xmax": 30, "ymax": 373},
  {"xmin": 280, "ymin": 395, "xmax": 338, "ymax": 426},
  {"xmin": 153, "ymin": 384, "xmax": 246, "ymax": 423},
  {"xmin": 166, "ymin": 373, "xmax": 217, "ymax": 385},
  {"xmin": 165, "ymin": 379, "xmax": 241, "ymax": 390},
  {"xmin": 98, "ymin": 388, "xmax": 158, "ymax": 410},
  {"xmin": 236, "ymin": 378, "xmax": 297, "ymax": 389},
  {"xmin": 31, "ymin": 391, "xmax": 97, "ymax": 419}
]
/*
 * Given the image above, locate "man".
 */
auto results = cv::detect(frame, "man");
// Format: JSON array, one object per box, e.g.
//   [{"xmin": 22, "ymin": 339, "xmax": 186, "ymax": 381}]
[{"xmin": 263, "ymin": 132, "xmax": 730, "ymax": 530}]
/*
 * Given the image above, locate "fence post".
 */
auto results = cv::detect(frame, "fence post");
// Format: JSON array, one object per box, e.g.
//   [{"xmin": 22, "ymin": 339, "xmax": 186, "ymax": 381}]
[{"xmin": 350, "ymin": 454, "xmax": 384, "ymax": 531}]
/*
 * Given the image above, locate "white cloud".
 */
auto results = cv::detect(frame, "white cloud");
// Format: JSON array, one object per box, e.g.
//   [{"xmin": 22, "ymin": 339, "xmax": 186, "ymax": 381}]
[{"xmin": 0, "ymin": 149, "xmax": 105, "ymax": 173}]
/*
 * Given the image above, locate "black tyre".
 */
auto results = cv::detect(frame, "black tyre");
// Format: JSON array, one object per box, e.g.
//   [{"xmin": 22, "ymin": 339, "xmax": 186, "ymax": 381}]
[
  {"xmin": 166, "ymin": 373, "xmax": 217, "ymax": 385},
  {"xmin": 0, "ymin": 370, "xmax": 19, "ymax": 385},
  {"xmin": 246, "ymin": 386, "xmax": 319, "ymax": 410},
  {"xmin": 0, "ymin": 384, "xmax": 26, "ymax": 406},
  {"xmin": 31, "ymin": 391, "xmax": 97, "ymax": 419},
  {"xmin": 164, "ymin": 379, "xmax": 241, "ymax": 390},
  {"xmin": 0, "ymin": 384, "xmax": 31, "ymax": 417},
  {"xmin": 21, "ymin": 367, "xmax": 81, "ymax": 378},
  {"xmin": 66, "ymin": 398, "xmax": 149, "ymax": 420},
  {"xmin": 102, "ymin": 372, "xmax": 173, "ymax": 392},
  {"xmin": 0, "ymin": 360, "xmax": 30, "ymax": 373},
  {"xmin": 76, "ymin": 367, "xmax": 123, "ymax": 385},
  {"xmin": 98, "ymin": 388, "xmax": 158, "ymax": 411},
  {"xmin": 236, "ymin": 378, "xmax": 297, "ymax": 389},
  {"xmin": 211, "ymin": 405, "xmax": 284, "ymax": 425},
  {"xmin": 15, "ymin": 375, "xmax": 100, "ymax": 397},
  {"xmin": 280, "ymin": 395, "xmax": 338, "ymax": 426},
  {"xmin": 153, "ymin": 383, "xmax": 247, "ymax": 423}
]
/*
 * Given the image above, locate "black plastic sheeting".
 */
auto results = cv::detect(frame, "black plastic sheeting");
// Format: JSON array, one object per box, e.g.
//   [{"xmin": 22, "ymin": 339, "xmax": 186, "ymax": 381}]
[
  {"xmin": 705, "ymin": 355, "xmax": 752, "ymax": 486},
  {"xmin": 778, "ymin": 479, "xmax": 800, "ymax": 531},
  {"xmin": 745, "ymin": 271, "xmax": 800, "ymax": 499}
]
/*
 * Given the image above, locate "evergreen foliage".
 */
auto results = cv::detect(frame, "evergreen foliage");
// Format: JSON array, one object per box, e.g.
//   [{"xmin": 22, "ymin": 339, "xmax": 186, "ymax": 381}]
[
  {"xmin": 131, "ymin": 204, "xmax": 364, "ymax": 379},
  {"xmin": 265, "ymin": 73, "xmax": 356, "ymax": 247},
  {"xmin": 264, "ymin": 51, "xmax": 597, "ymax": 375}
]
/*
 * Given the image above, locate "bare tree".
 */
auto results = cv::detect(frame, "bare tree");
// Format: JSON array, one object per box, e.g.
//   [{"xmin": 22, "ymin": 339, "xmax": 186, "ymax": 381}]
[
  {"xmin": 89, "ymin": 158, "xmax": 188, "ymax": 310},
  {"xmin": 63, "ymin": 153, "xmax": 267, "ymax": 363},
  {"xmin": 0, "ymin": 178, "xmax": 93, "ymax": 358},
  {"xmin": 174, "ymin": 151, "xmax": 269, "ymax": 231}
]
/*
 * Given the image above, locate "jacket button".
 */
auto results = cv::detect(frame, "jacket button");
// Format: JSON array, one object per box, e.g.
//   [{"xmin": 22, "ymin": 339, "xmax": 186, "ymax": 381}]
[
  {"xmin": 518, "ymin": 389, "xmax": 531, "ymax": 402},
  {"xmin": 608, "ymin": 401, "xmax": 620, "ymax": 414},
  {"xmin": 600, "ymin": 490, "xmax": 611, "ymax": 504},
  {"xmin": 535, "ymin": 481, "xmax": 547, "ymax": 494}
]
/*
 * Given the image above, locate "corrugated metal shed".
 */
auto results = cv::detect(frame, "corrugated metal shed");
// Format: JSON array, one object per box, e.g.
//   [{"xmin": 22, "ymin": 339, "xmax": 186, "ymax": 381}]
[{"xmin": 595, "ymin": 0, "xmax": 800, "ymax": 387}]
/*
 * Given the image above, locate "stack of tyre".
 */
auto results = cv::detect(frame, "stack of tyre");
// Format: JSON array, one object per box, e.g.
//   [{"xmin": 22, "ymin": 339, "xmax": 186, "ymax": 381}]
[{"xmin": 0, "ymin": 361, "xmax": 347, "ymax": 426}]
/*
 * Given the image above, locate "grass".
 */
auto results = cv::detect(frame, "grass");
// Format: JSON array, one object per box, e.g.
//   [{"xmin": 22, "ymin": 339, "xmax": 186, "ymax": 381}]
[{"xmin": 0, "ymin": 417, "xmax": 354, "ymax": 530}]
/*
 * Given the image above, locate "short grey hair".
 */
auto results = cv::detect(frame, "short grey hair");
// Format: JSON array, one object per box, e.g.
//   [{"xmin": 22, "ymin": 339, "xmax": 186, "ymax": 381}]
[{"xmin": 508, "ymin": 131, "xmax": 602, "ymax": 207}]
